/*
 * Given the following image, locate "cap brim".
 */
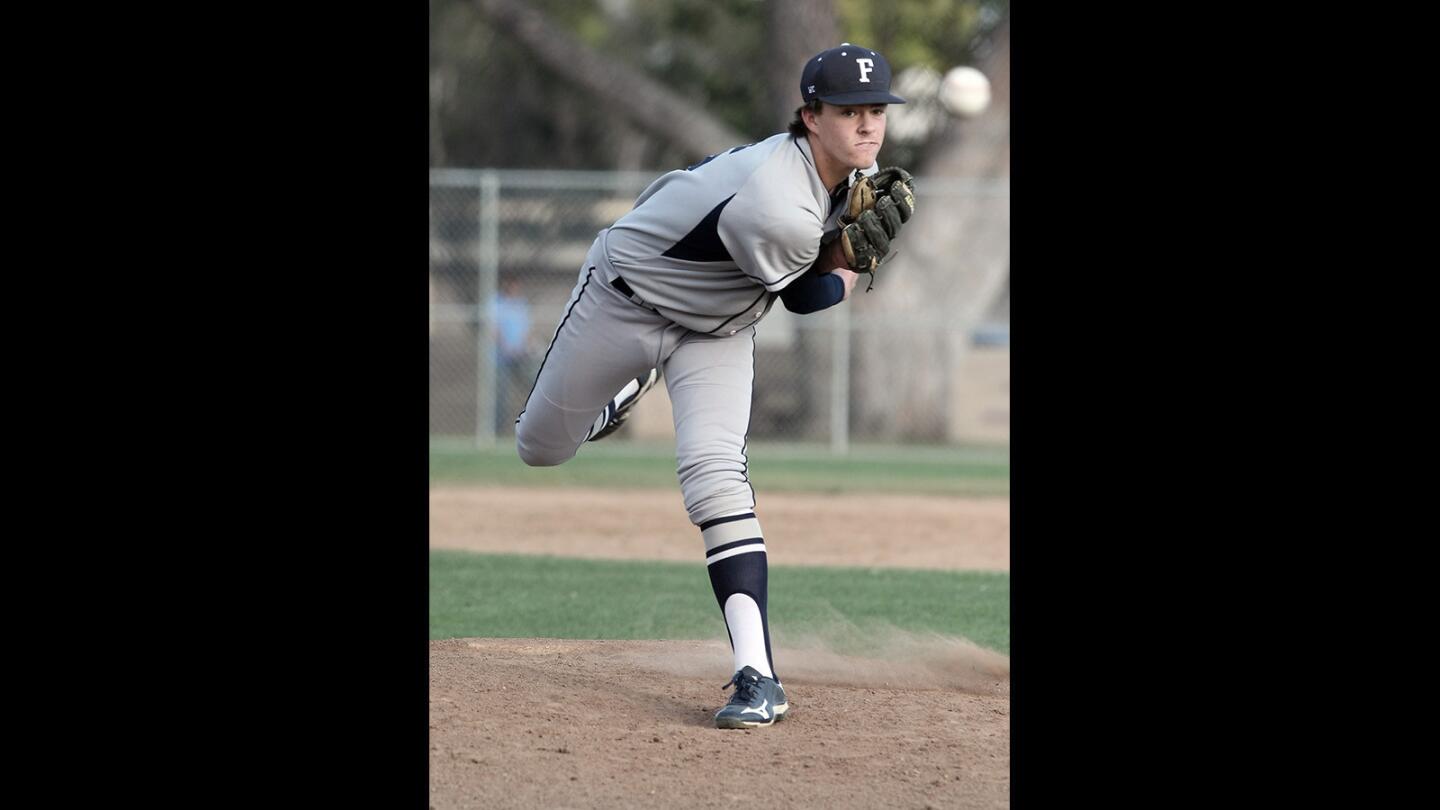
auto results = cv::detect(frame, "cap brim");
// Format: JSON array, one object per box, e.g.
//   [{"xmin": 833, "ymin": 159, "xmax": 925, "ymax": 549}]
[{"xmin": 816, "ymin": 91, "xmax": 907, "ymax": 105}]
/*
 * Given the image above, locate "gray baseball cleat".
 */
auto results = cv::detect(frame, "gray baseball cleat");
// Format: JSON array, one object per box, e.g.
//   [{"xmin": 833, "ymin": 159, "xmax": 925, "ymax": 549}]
[
  {"xmin": 714, "ymin": 666, "xmax": 789, "ymax": 729},
  {"xmin": 588, "ymin": 369, "xmax": 659, "ymax": 441}
]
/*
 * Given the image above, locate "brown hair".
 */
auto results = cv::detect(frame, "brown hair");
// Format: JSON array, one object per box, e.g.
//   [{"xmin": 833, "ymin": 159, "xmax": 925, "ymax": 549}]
[{"xmin": 787, "ymin": 100, "xmax": 824, "ymax": 138}]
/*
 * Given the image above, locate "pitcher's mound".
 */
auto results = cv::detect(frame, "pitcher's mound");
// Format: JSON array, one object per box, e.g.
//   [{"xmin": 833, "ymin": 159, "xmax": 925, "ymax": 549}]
[{"xmin": 431, "ymin": 638, "xmax": 1010, "ymax": 809}]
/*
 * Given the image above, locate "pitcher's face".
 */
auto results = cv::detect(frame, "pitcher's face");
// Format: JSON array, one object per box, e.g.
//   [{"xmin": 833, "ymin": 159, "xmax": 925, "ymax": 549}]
[{"xmin": 808, "ymin": 103, "xmax": 887, "ymax": 170}]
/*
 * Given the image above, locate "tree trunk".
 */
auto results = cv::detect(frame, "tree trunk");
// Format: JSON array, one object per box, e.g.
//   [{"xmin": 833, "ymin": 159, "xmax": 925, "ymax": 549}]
[
  {"xmin": 759, "ymin": 0, "xmax": 840, "ymax": 440},
  {"xmin": 763, "ymin": 0, "xmax": 839, "ymax": 131}
]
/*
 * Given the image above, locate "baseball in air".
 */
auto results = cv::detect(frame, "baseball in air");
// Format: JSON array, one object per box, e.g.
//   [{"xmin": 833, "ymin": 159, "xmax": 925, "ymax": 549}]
[{"xmin": 939, "ymin": 66, "xmax": 991, "ymax": 117}]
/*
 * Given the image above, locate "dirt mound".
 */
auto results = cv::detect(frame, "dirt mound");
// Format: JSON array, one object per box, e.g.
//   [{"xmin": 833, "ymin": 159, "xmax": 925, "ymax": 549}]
[{"xmin": 430, "ymin": 638, "xmax": 1010, "ymax": 809}]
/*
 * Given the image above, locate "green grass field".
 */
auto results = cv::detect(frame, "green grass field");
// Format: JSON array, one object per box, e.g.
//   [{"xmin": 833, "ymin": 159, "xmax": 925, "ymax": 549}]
[
  {"xmin": 430, "ymin": 551, "xmax": 1010, "ymax": 655},
  {"xmin": 430, "ymin": 439, "xmax": 1009, "ymax": 496}
]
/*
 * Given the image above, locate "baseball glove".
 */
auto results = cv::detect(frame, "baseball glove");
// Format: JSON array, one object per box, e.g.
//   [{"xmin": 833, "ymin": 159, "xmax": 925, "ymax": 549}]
[{"xmin": 839, "ymin": 167, "xmax": 916, "ymax": 273}]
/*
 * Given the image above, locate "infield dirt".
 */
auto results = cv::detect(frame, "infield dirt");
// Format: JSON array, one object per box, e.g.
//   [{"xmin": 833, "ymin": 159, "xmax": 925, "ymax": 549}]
[{"xmin": 429, "ymin": 486, "xmax": 1011, "ymax": 809}]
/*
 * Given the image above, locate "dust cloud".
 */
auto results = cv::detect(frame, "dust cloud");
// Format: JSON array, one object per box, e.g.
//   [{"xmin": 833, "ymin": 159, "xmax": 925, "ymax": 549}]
[{"xmin": 623, "ymin": 624, "xmax": 1008, "ymax": 696}]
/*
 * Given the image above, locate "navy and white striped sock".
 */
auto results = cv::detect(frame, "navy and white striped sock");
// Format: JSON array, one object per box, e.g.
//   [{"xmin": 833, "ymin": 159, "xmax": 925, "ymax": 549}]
[{"xmin": 701, "ymin": 512, "xmax": 775, "ymax": 680}]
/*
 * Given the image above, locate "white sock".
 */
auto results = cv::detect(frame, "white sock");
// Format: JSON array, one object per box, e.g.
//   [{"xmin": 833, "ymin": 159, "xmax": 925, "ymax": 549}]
[{"xmin": 723, "ymin": 593, "xmax": 774, "ymax": 679}]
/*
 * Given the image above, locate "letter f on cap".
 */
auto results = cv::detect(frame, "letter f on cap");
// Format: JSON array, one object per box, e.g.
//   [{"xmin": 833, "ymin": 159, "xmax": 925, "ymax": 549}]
[{"xmin": 856, "ymin": 58, "xmax": 874, "ymax": 82}]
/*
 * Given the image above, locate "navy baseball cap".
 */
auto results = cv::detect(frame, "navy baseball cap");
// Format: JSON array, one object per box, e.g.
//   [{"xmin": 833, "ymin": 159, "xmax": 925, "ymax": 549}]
[{"xmin": 800, "ymin": 43, "xmax": 907, "ymax": 105}]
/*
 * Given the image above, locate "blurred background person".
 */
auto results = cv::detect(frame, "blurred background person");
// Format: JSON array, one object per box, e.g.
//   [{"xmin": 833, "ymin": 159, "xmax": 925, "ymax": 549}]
[{"xmin": 493, "ymin": 276, "xmax": 533, "ymax": 433}]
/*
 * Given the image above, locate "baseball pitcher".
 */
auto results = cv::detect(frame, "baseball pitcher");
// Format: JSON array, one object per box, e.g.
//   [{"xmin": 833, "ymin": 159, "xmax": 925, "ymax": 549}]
[{"xmin": 516, "ymin": 43, "xmax": 915, "ymax": 729}]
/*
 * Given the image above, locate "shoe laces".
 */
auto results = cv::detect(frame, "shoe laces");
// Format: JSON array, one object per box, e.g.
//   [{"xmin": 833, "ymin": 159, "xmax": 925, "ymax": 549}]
[{"xmin": 722, "ymin": 670, "xmax": 762, "ymax": 704}]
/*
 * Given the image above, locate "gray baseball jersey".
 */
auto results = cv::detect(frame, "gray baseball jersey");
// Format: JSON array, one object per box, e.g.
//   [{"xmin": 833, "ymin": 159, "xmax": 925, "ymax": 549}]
[{"xmin": 602, "ymin": 132, "xmax": 877, "ymax": 334}]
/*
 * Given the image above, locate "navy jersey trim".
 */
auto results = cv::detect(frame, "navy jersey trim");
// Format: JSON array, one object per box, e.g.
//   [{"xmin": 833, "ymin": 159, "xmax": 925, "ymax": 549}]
[
  {"xmin": 734, "ymin": 257, "xmax": 811, "ymax": 292},
  {"xmin": 708, "ymin": 288, "xmax": 772, "ymax": 335},
  {"xmin": 791, "ymin": 135, "xmax": 812, "ymax": 168},
  {"xmin": 661, "ymin": 195, "xmax": 736, "ymax": 263}
]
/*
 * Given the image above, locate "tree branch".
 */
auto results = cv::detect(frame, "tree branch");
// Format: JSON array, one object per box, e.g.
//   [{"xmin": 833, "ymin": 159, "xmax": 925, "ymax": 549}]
[{"xmin": 472, "ymin": 0, "xmax": 750, "ymax": 161}]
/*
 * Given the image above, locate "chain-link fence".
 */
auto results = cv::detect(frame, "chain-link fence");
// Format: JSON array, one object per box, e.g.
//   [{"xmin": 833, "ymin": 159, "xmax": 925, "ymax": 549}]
[{"xmin": 430, "ymin": 168, "xmax": 1009, "ymax": 450}]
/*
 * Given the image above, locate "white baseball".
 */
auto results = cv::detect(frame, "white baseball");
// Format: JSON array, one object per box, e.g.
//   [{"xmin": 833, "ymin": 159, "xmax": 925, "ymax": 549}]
[{"xmin": 939, "ymin": 66, "xmax": 991, "ymax": 117}]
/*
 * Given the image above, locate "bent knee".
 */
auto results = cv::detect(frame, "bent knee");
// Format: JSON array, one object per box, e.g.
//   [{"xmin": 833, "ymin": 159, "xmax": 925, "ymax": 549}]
[
  {"xmin": 516, "ymin": 438, "xmax": 561, "ymax": 467},
  {"xmin": 515, "ymin": 430, "xmax": 574, "ymax": 467}
]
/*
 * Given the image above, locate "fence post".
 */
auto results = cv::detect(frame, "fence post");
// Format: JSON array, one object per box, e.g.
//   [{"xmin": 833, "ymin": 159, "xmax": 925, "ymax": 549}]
[
  {"xmin": 475, "ymin": 171, "xmax": 500, "ymax": 448},
  {"xmin": 830, "ymin": 305, "xmax": 850, "ymax": 455}
]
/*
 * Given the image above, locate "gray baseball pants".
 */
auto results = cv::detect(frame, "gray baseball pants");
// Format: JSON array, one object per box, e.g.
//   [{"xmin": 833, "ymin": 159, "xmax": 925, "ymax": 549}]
[{"xmin": 515, "ymin": 239, "xmax": 758, "ymax": 527}]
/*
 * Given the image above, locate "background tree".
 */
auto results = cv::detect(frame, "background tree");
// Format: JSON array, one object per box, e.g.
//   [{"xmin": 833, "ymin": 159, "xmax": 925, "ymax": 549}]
[{"xmin": 432, "ymin": 0, "xmax": 1007, "ymax": 171}]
